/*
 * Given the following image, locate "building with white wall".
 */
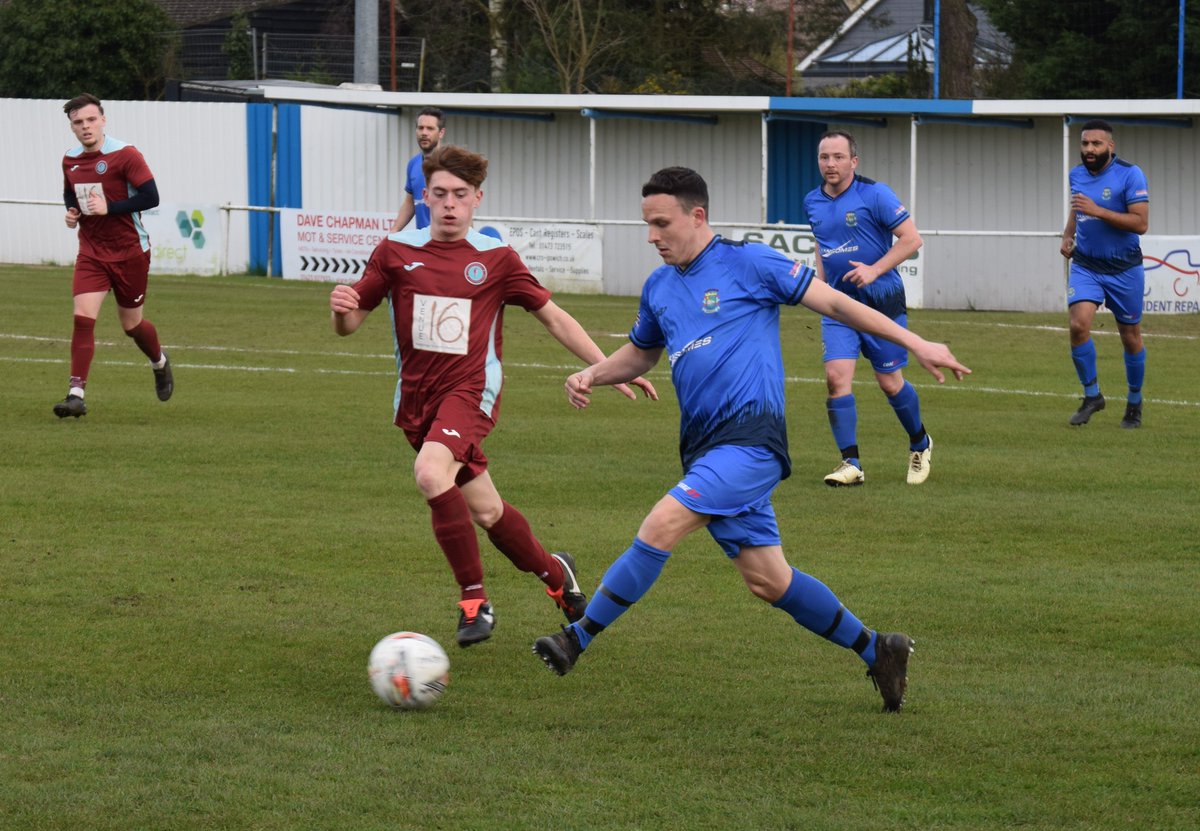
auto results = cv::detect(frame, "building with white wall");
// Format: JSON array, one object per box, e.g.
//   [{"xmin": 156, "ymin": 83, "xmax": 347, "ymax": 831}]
[{"xmin": 3, "ymin": 90, "xmax": 1197, "ymax": 312}]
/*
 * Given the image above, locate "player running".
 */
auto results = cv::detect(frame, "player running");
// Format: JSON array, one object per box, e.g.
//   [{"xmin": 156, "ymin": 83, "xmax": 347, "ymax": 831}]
[
  {"xmin": 804, "ymin": 131, "xmax": 932, "ymax": 486},
  {"xmin": 55, "ymin": 93, "xmax": 172, "ymax": 417},
  {"xmin": 1060, "ymin": 119, "xmax": 1150, "ymax": 428},
  {"xmin": 330, "ymin": 145, "xmax": 656, "ymax": 647}
]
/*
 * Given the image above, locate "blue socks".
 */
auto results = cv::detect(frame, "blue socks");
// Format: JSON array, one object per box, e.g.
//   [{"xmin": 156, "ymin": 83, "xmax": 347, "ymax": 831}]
[
  {"xmin": 887, "ymin": 381, "xmax": 928, "ymax": 451},
  {"xmin": 1124, "ymin": 347, "xmax": 1145, "ymax": 405},
  {"xmin": 772, "ymin": 567, "xmax": 877, "ymax": 665},
  {"xmin": 573, "ymin": 551, "xmax": 879, "ymax": 667},
  {"xmin": 571, "ymin": 538, "xmax": 671, "ymax": 650},
  {"xmin": 831, "ymin": 385, "xmax": 927, "ymax": 459},
  {"xmin": 826, "ymin": 394, "xmax": 859, "ymax": 466},
  {"xmin": 1071, "ymin": 340, "xmax": 1101, "ymax": 397}
]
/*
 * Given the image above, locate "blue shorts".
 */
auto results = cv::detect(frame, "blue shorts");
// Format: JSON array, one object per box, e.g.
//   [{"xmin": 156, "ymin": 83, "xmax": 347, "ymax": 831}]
[
  {"xmin": 1068, "ymin": 262, "xmax": 1145, "ymax": 325},
  {"xmin": 668, "ymin": 445, "xmax": 783, "ymax": 558},
  {"xmin": 822, "ymin": 313, "xmax": 909, "ymax": 374}
]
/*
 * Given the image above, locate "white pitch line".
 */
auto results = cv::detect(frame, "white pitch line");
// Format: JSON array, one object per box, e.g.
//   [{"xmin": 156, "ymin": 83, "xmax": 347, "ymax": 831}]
[
  {"xmin": 783, "ymin": 373, "xmax": 1200, "ymax": 409},
  {"xmin": 921, "ymin": 319, "xmax": 1199, "ymax": 342},
  {"xmin": 5, "ymin": 355, "xmax": 1196, "ymax": 409},
  {"xmin": 5, "ymin": 327, "xmax": 1198, "ymax": 408},
  {"xmin": 0, "ymin": 332, "xmax": 389, "ymax": 360}
]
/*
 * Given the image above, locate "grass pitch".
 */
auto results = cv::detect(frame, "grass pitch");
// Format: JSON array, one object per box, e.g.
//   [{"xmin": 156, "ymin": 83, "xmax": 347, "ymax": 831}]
[{"xmin": 1, "ymin": 264, "xmax": 1197, "ymax": 830}]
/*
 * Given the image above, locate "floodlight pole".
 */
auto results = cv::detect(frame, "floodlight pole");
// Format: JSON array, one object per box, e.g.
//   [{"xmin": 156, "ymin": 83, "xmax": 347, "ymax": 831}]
[{"xmin": 355, "ymin": 0, "xmax": 379, "ymax": 84}]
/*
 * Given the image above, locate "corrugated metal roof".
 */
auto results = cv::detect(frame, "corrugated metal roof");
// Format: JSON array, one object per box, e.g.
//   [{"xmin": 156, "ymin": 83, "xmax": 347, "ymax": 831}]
[{"xmin": 821, "ymin": 23, "xmax": 1010, "ymax": 67}]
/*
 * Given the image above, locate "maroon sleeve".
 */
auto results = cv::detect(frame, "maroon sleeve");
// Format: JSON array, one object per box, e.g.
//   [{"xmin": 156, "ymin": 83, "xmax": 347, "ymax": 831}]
[
  {"xmin": 498, "ymin": 247, "xmax": 551, "ymax": 311},
  {"xmin": 121, "ymin": 146, "xmax": 154, "ymax": 188},
  {"xmin": 351, "ymin": 243, "xmax": 394, "ymax": 311}
]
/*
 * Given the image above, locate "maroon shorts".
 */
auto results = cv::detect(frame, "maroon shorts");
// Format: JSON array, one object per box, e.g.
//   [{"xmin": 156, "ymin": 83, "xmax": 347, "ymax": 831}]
[
  {"xmin": 403, "ymin": 392, "xmax": 496, "ymax": 486},
  {"xmin": 73, "ymin": 251, "xmax": 151, "ymax": 308}
]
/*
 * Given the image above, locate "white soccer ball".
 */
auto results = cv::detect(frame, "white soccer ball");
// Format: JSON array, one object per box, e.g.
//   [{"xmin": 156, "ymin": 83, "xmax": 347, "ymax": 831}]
[{"xmin": 368, "ymin": 631, "xmax": 450, "ymax": 710}]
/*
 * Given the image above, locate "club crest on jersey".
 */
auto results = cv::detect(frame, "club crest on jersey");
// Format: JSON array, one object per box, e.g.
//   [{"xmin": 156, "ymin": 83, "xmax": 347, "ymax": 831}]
[
  {"xmin": 464, "ymin": 261, "xmax": 488, "ymax": 285},
  {"xmin": 702, "ymin": 289, "xmax": 720, "ymax": 313},
  {"xmin": 96, "ymin": 161, "xmax": 108, "ymax": 174},
  {"xmin": 1102, "ymin": 187, "xmax": 1112, "ymax": 200},
  {"xmin": 844, "ymin": 211, "xmax": 857, "ymax": 228}
]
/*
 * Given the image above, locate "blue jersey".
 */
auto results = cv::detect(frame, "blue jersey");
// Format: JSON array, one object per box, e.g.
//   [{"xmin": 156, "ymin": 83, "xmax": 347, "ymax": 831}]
[
  {"xmin": 1069, "ymin": 157, "xmax": 1148, "ymax": 274},
  {"xmin": 803, "ymin": 175, "xmax": 909, "ymax": 318},
  {"xmin": 630, "ymin": 237, "xmax": 814, "ymax": 477},
  {"xmin": 405, "ymin": 153, "xmax": 430, "ymax": 229}
]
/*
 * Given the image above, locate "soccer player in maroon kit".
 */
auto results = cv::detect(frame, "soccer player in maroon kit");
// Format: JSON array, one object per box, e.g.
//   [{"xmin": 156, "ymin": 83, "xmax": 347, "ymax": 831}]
[
  {"xmin": 55, "ymin": 93, "xmax": 172, "ymax": 418},
  {"xmin": 330, "ymin": 145, "xmax": 656, "ymax": 647}
]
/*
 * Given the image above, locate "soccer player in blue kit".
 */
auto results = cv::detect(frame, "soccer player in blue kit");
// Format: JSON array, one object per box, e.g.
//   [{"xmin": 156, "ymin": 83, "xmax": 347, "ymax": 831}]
[
  {"xmin": 1060, "ymin": 120, "xmax": 1149, "ymax": 428},
  {"xmin": 804, "ymin": 131, "xmax": 931, "ymax": 486},
  {"xmin": 388, "ymin": 107, "xmax": 445, "ymax": 232},
  {"xmin": 532, "ymin": 167, "xmax": 970, "ymax": 712}
]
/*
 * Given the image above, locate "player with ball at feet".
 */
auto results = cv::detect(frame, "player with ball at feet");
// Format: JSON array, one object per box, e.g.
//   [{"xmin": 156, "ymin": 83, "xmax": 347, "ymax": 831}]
[
  {"xmin": 330, "ymin": 145, "xmax": 656, "ymax": 648},
  {"xmin": 532, "ymin": 167, "xmax": 970, "ymax": 712}
]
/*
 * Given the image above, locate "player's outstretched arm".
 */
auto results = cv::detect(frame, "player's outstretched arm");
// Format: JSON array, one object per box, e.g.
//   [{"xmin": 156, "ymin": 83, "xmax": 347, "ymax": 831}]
[
  {"xmin": 801, "ymin": 279, "xmax": 970, "ymax": 383},
  {"xmin": 532, "ymin": 300, "xmax": 657, "ymax": 401},
  {"xmin": 330, "ymin": 284, "xmax": 369, "ymax": 335},
  {"xmin": 566, "ymin": 342, "xmax": 661, "ymax": 409}
]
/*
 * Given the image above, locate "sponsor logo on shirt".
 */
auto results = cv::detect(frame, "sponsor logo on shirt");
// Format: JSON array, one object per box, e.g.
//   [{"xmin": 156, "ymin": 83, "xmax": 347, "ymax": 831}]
[
  {"xmin": 404, "ymin": 262, "xmax": 425, "ymax": 271},
  {"xmin": 895, "ymin": 205, "xmax": 907, "ymax": 216},
  {"xmin": 464, "ymin": 261, "xmax": 487, "ymax": 285},
  {"xmin": 822, "ymin": 241, "xmax": 860, "ymax": 257},
  {"xmin": 675, "ymin": 480, "xmax": 702, "ymax": 497},
  {"xmin": 667, "ymin": 335, "xmax": 712, "ymax": 367},
  {"xmin": 702, "ymin": 289, "xmax": 720, "ymax": 314}
]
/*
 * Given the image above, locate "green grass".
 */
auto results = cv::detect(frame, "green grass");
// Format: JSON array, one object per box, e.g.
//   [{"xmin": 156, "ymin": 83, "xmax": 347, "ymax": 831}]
[{"xmin": 1, "ymin": 264, "xmax": 1198, "ymax": 830}]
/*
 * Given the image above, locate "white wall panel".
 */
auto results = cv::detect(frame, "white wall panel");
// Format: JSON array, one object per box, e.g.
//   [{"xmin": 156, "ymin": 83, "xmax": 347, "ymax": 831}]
[
  {"xmin": 1116, "ymin": 124, "xmax": 1195, "ymax": 235},
  {"xmin": 593, "ymin": 115, "xmax": 763, "ymax": 223},
  {"xmin": 3, "ymin": 98, "xmax": 1196, "ymax": 311},
  {"xmin": 454, "ymin": 114, "xmax": 591, "ymax": 219},
  {"xmin": 0, "ymin": 98, "xmax": 249, "ymax": 271},
  {"xmin": 299, "ymin": 105, "xmax": 404, "ymax": 213}
]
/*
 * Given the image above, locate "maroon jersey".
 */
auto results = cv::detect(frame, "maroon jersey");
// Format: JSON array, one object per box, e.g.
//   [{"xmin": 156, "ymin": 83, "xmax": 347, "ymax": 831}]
[
  {"xmin": 351, "ymin": 229, "xmax": 552, "ymax": 433},
  {"xmin": 63, "ymin": 136, "xmax": 154, "ymax": 262}
]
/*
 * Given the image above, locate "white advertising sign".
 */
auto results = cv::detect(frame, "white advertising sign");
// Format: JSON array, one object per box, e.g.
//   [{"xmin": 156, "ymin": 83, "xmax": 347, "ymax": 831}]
[
  {"xmin": 144, "ymin": 203, "xmax": 223, "ymax": 276},
  {"xmin": 1141, "ymin": 235, "xmax": 1200, "ymax": 314},
  {"xmin": 279, "ymin": 210, "xmax": 604, "ymax": 294},
  {"xmin": 475, "ymin": 220, "xmax": 604, "ymax": 294},
  {"xmin": 717, "ymin": 225, "xmax": 924, "ymax": 309},
  {"xmin": 280, "ymin": 208, "xmax": 392, "ymax": 282}
]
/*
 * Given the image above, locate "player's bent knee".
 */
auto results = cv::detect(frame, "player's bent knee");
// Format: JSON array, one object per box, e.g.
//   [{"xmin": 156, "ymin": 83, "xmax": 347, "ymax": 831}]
[
  {"xmin": 744, "ymin": 578, "xmax": 783, "ymax": 604},
  {"xmin": 412, "ymin": 466, "xmax": 456, "ymax": 500}
]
